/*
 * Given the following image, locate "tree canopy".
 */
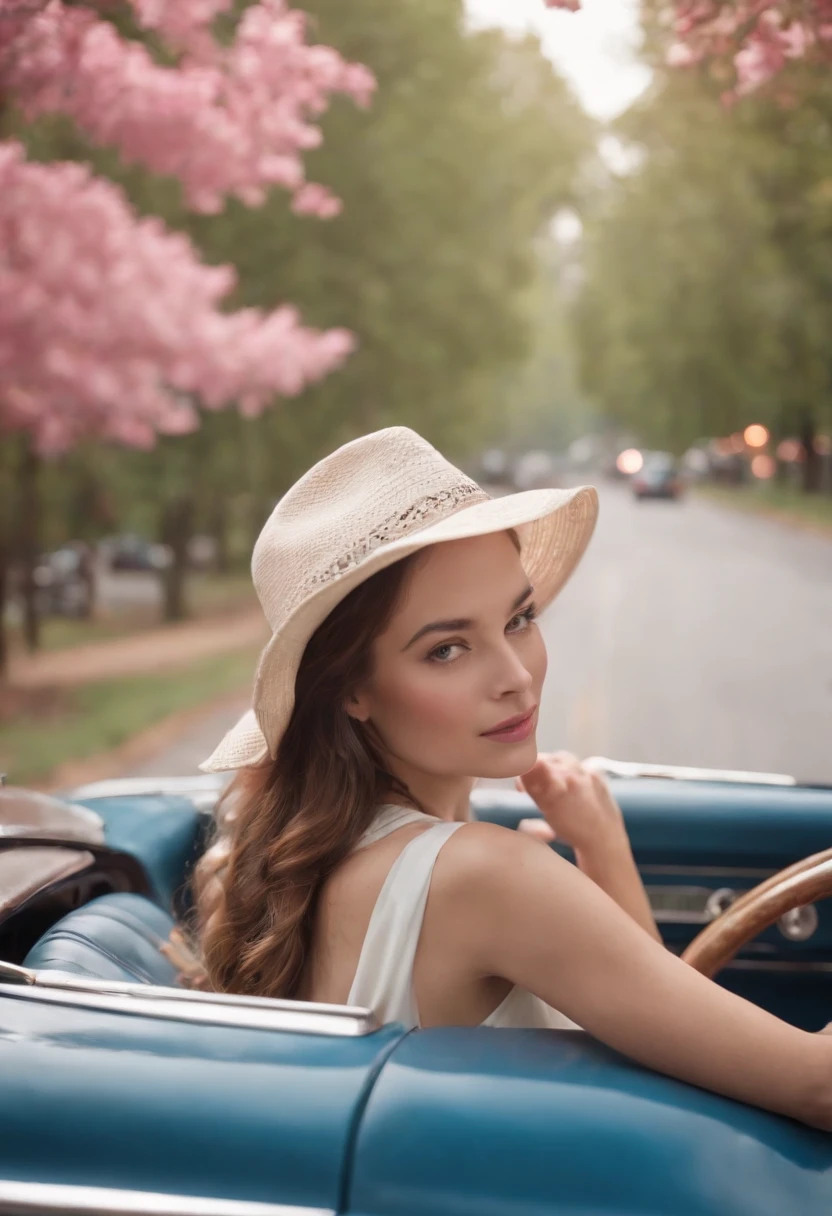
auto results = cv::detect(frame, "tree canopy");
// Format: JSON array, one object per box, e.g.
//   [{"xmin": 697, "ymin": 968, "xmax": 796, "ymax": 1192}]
[{"xmin": 568, "ymin": 9, "xmax": 832, "ymax": 477}]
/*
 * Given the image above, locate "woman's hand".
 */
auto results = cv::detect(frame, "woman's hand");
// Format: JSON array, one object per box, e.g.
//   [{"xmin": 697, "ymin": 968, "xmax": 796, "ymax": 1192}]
[
  {"xmin": 516, "ymin": 751, "xmax": 625, "ymax": 853},
  {"xmin": 516, "ymin": 751, "xmax": 661, "ymax": 942}
]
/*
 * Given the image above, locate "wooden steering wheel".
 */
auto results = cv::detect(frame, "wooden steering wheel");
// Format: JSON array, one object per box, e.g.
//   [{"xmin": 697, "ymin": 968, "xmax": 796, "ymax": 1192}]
[{"xmin": 682, "ymin": 847, "xmax": 832, "ymax": 978}]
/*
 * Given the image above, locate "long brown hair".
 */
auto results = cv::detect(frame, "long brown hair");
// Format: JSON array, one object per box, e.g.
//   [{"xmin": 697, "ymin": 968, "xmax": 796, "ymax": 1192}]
[{"xmin": 194, "ymin": 552, "xmax": 423, "ymax": 999}]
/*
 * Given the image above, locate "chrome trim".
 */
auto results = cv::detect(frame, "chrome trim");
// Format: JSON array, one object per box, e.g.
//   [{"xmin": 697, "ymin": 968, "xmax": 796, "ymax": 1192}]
[
  {"xmin": 0, "ymin": 974, "xmax": 379, "ymax": 1037},
  {"xmin": 646, "ymin": 885, "xmax": 715, "ymax": 925},
  {"xmin": 0, "ymin": 962, "xmax": 34, "ymax": 986},
  {"xmin": 0, "ymin": 1179, "xmax": 331, "ymax": 1216},
  {"xmin": 583, "ymin": 756, "xmax": 796, "ymax": 787},
  {"xmin": 646, "ymin": 885, "xmax": 739, "ymax": 925},
  {"xmin": 777, "ymin": 904, "xmax": 819, "ymax": 943},
  {"xmin": 64, "ymin": 775, "xmax": 229, "ymax": 814},
  {"xmin": 639, "ymin": 864, "xmax": 775, "ymax": 879},
  {"xmin": 725, "ymin": 959, "xmax": 832, "ymax": 974},
  {"xmin": 705, "ymin": 888, "xmax": 739, "ymax": 920}
]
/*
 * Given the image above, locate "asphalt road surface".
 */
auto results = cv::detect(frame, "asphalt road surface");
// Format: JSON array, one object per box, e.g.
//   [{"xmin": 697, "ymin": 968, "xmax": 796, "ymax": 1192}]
[{"xmin": 124, "ymin": 485, "xmax": 832, "ymax": 785}]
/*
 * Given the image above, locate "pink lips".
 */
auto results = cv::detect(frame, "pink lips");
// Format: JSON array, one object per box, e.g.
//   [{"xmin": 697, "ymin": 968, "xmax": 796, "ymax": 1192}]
[{"xmin": 481, "ymin": 707, "xmax": 537, "ymax": 744}]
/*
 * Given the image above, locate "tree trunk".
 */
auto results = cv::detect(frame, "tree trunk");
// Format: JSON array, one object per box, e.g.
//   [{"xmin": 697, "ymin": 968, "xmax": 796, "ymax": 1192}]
[
  {"xmin": 78, "ymin": 543, "xmax": 97, "ymax": 621},
  {"xmin": 17, "ymin": 438, "xmax": 41, "ymax": 653},
  {"xmin": 799, "ymin": 410, "xmax": 821, "ymax": 495},
  {"xmin": 772, "ymin": 409, "xmax": 788, "ymax": 486},
  {"xmin": 160, "ymin": 496, "xmax": 194, "ymax": 622},
  {"xmin": 0, "ymin": 525, "xmax": 8, "ymax": 683},
  {"xmin": 0, "ymin": 433, "xmax": 10, "ymax": 683},
  {"xmin": 210, "ymin": 498, "xmax": 230, "ymax": 574}
]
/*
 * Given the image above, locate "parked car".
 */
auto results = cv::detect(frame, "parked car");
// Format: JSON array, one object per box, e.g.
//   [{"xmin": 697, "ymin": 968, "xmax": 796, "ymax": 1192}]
[
  {"xmin": 632, "ymin": 452, "xmax": 684, "ymax": 500},
  {"xmin": 105, "ymin": 534, "xmax": 169, "ymax": 572},
  {"xmin": 31, "ymin": 543, "xmax": 94, "ymax": 617},
  {"xmin": 1, "ymin": 763, "xmax": 832, "ymax": 1214}
]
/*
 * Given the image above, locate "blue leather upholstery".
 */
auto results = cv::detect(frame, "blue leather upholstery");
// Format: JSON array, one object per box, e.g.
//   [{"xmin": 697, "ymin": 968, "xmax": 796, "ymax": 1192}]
[
  {"xmin": 72, "ymin": 795, "xmax": 205, "ymax": 908},
  {"xmin": 23, "ymin": 892, "xmax": 181, "ymax": 986}
]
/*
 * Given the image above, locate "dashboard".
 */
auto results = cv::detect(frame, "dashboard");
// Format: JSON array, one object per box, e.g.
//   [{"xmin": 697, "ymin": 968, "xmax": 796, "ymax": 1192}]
[{"xmin": 472, "ymin": 777, "xmax": 832, "ymax": 1030}]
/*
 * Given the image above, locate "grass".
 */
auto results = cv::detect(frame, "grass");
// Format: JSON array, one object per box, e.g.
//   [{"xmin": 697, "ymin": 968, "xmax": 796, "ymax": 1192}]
[
  {"xmin": 0, "ymin": 644, "xmax": 259, "ymax": 788},
  {"xmin": 698, "ymin": 482, "xmax": 832, "ymax": 535},
  {"xmin": 7, "ymin": 570, "xmax": 256, "ymax": 656},
  {"xmin": 190, "ymin": 570, "xmax": 255, "ymax": 615},
  {"xmin": 11, "ymin": 615, "xmax": 140, "ymax": 654}
]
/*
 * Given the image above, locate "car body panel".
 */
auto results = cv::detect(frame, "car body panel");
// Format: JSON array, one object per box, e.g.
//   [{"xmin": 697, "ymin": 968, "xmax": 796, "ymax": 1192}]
[
  {"xmin": 2, "ymin": 774, "xmax": 832, "ymax": 1214},
  {"xmin": 351, "ymin": 1028, "xmax": 832, "ymax": 1216},
  {"xmin": 0, "ymin": 984, "xmax": 403, "ymax": 1211}
]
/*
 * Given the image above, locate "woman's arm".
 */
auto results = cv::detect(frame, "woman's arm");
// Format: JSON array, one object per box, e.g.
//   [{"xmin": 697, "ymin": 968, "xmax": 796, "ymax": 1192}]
[
  {"xmin": 573, "ymin": 825, "xmax": 661, "ymax": 943},
  {"xmin": 449, "ymin": 822, "xmax": 832, "ymax": 1130},
  {"xmin": 517, "ymin": 753, "xmax": 661, "ymax": 942}
]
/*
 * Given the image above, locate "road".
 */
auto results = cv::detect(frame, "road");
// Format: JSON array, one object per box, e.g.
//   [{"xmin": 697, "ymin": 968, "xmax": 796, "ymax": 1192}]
[{"xmin": 124, "ymin": 485, "xmax": 832, "ymax": 784}]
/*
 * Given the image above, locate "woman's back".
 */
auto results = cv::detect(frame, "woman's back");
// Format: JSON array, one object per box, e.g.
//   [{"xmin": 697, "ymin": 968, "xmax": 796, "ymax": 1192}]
[{"xmin": 306, "ymin": 806, "xmax": 575, "ymax": 1030}]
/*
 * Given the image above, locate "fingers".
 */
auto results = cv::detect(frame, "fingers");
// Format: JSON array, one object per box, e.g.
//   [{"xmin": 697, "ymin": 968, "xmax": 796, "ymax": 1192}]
[
  {"xmin": 527, "ymin": 756, "xmax": 588, "ymax": 789},
  {"xmin": 542, "ymin": 750, "xmax": 581, "ymax": 767},
  {"xmin": 521, "ymin": 764, "xmax": 569, "ymax": 801},
  {"xmin": 517, "ymin": 818, "xmax": 556, "ymax": 843}
]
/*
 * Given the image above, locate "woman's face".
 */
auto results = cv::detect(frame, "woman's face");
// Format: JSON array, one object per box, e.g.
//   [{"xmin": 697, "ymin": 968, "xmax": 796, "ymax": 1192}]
[{"xmin": 348, "ymin": 532, "xmax": 547, "ymax": 782}]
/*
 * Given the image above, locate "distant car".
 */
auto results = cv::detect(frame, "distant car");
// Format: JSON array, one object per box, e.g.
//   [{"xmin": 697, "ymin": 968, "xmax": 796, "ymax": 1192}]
[
  {"xmin": 106, "ymin": 534, "xmax": 169, "ymax": 571},
  {"xmin": 31, "ymin": 544, "xmax": 93, "ymax": 617},
  {"xmin": 632, "ymin": 454, "xmax": 684, "ymax": 500}
]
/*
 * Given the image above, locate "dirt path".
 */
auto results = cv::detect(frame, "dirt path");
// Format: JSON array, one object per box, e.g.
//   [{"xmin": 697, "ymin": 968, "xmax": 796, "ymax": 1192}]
[{"xmin": 8, "ymin": 606, "xmax": 268, "ymax": 690}]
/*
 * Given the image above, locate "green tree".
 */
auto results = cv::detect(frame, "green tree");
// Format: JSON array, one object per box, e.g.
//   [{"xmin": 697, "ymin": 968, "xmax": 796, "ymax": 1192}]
[
  {"xmin": 8, "ymin": 3, "xmax": 593, "ymax": 625},
  {"xmin": 573, "ymin": 56, "xmax": 832, "ymax": 486},
  {"xmin": 126, "ymin": 4, "xmax": 595, "ymax": 615},
  {"xmin": 189, "ymin": 3, "xmax": 592, "ymax": 468}
]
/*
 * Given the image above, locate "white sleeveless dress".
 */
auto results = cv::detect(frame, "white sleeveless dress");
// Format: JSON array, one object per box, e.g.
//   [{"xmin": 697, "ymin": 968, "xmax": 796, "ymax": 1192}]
[{"xmin": 347, "ymin": 805, "xmax": 578, "ymax": 1031}]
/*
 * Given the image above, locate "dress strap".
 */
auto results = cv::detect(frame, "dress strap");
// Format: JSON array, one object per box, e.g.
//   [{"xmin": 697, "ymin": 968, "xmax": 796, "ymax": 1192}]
[
  {"xmin": 347, "ymin": 819, "xmax": 464, "ymax": 1028},
  {"xmin": 355, "ymin": 804, "xmax": 440, "ymax": 850}
]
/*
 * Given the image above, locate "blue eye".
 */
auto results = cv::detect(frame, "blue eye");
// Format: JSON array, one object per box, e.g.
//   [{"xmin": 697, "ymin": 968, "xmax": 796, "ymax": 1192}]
[{"xmin": 427, "ymin": 642, "xmax": 465, "ymax": 664}]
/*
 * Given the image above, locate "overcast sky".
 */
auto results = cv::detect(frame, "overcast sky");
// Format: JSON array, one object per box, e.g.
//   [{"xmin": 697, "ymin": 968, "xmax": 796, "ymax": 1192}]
[{"xmin": 465, "ymin": 0, "xmax": 651, "ymax": 121}]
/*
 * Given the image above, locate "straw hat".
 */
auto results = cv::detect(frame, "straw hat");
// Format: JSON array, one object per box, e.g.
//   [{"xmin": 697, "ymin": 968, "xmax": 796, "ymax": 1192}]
[{"xmin": 200, "ymin": 427, "xmax": 598, "ymax": 773}]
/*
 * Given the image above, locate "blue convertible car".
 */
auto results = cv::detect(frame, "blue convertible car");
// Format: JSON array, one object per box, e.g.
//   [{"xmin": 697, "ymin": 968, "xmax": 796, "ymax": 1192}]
[{"xmin": 1, "ymin": 762, "xmax": 832, "ymax": 1216}]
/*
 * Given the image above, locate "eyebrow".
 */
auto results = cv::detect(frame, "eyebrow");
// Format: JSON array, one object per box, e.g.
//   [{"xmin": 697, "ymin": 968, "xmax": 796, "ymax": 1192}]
[{"xmin": 402, "ymin": 584, "xmax": 534, "ymax": 651}]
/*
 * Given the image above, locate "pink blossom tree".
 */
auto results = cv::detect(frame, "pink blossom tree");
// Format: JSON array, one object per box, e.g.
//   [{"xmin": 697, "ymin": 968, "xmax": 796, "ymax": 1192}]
[
  {"xmin": 0, "ymin": 0, "xmax": 373, "ymax": 669},
  {"xmin": 545, "ymin": 0, "xmax": 831, "ymax": 95},
  {"xmin": 667, "ymin": 2, "xmax": 832, "ymax": 93}
]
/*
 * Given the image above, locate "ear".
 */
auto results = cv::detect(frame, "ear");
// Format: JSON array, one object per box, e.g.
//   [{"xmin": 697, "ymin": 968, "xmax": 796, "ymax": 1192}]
[{"xmin": 345, "ymin": 691, "xmax": 371, "ymax": 724}]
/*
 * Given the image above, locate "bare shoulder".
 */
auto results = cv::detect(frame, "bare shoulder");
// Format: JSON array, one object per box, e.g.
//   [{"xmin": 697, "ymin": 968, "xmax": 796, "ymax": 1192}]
[
  {"xmin": 433, "ymin": 819, "xmax": 562, "ymax": 902},
  {"xmin": 424, "ymin": 819, "xmax": 577, "ymax": 982}
]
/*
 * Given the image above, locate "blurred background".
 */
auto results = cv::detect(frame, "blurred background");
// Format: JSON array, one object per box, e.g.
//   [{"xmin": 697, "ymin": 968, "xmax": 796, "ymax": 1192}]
[{"xmin": 1, "ymin": 0, "xmax": 830, "ymax": 790}]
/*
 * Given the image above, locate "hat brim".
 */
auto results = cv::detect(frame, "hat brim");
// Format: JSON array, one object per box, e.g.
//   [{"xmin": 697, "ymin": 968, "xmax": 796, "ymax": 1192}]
[{"xmin": 199, "ymin": 484, "xmax": 598, "ymax": 773}]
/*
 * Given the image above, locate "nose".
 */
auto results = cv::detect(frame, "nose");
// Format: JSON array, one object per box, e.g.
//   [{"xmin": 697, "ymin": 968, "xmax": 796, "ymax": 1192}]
[{"xmin": 489, "ymin": 638, "xmax": 534, "ymax": 699}]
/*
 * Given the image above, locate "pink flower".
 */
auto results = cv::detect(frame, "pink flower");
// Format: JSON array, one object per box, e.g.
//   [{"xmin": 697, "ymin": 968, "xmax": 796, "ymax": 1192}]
[
  {"xmin": 0, "ymin": 144, "xmax": 354, "ymax": 454},
  {"xmin": 0, "ymin": 3, "xmax": 372, "ymax": 453},
  {"xmin": 2, "ymin": 2, "xmax": 376, "ymax": 213},
  {"xmin": 668, "ymin": 0, "xmax": 832, "ymax": 91}
]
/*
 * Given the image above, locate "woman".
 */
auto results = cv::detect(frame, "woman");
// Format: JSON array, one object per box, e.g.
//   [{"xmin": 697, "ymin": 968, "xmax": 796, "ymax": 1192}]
[{"xmin": 196, "ymin": 426, "xmax": 832, "ymax": 1130}]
